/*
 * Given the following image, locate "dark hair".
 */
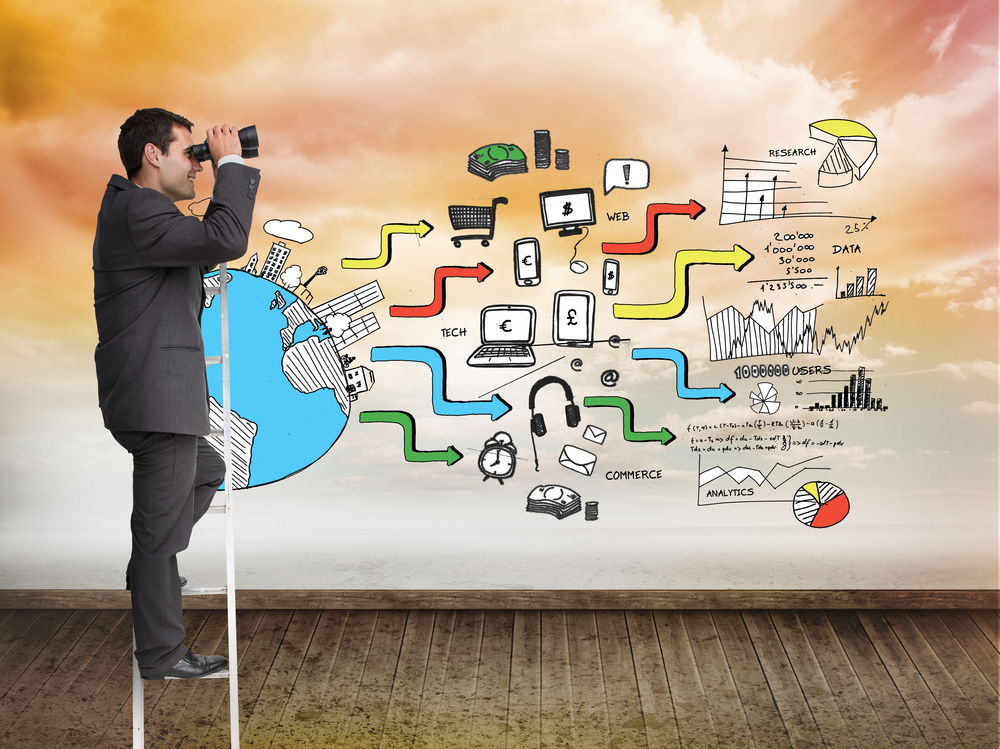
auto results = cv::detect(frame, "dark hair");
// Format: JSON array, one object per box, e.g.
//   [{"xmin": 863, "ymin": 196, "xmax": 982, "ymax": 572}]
[{"xmin": 118, "ymin": 108, "xmax": 194, "ymax": 179}]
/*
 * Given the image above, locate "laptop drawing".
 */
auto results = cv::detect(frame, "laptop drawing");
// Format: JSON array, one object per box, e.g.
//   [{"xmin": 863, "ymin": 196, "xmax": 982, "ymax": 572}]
[{"xmin": 467, "ymin": 305, "xmax": 537, "ymax": 367}]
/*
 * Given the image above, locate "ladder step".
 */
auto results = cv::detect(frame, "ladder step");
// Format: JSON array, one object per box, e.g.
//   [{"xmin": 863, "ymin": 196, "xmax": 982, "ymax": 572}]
[
  {"xmin": 182, "ymin": 587, "xmax": 227, "ymax": 596},
  {"xmin": 164, "ymin": 668, "xmax": 230, "ymax": 680},
  {"xmin": 209, "ymin": 427, "xmax": 223, "ymax": 436},
  {"xmin": 206, "ymin": 504, "xmax": 227, "ymax": 514},
  {"xmin": 205, "ymin": 286, "xmax": 220, "ymax": 296},
  {"xmin": 205, "ymin": 355, "xmax": 222, "ymax": 366}
]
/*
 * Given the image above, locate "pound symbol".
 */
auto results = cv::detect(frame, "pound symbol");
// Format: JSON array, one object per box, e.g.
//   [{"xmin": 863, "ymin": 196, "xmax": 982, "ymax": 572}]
[{"xmin": 567, "ymin": 309, "xmax": 578, "ymax": 326}]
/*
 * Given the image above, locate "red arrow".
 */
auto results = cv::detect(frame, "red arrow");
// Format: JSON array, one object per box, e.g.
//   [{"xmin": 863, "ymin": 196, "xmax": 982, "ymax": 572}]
[
  {"xmin": 390, "ymin": 263, "xmax": 494, "ymax": 317},
  {"xmin": 602, "ymin": 200, "xmax": 706, "ymax": 255}
]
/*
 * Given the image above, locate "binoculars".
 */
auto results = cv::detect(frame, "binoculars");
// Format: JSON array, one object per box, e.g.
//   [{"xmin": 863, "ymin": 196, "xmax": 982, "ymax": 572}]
[{"xmin": 190, "ymin": 125, "xmax": 259, "ymax": 162}]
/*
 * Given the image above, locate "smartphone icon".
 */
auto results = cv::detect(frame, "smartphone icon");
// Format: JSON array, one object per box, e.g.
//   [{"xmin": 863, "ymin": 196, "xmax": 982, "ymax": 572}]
[
  {"xmin": 514, "ymin": 238, "xmax": 541, "ymax": 287},
  {"xmin": 553, "ymin": 290, "xmax": 595, "ymax": 347},
  {"xmin": 603, "ymin": 259, "xmax": 619, "ymax": 296}
]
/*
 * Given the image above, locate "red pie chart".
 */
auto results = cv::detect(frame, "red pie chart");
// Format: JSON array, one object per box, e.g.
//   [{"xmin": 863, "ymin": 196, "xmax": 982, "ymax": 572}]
[{"xmin": 793, "ymin": 481, "xmax": 849, "ymax": 528}]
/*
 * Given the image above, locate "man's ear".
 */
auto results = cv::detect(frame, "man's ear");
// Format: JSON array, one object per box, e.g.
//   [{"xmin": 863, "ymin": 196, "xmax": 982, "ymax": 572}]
[{"xmin": 142, "ymin": 142, "xmax": 163, "ymax": 170}]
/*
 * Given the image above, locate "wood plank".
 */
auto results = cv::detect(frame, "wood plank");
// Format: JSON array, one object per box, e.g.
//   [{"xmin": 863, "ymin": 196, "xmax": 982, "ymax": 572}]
[
  {"xmin": 469, "ymin": 610, "xmax": 513, "ymax": 749},
  {"xmin": 797, "ymin": 611, "xmax": 895, "ymax": 749},
  {"xmin": 0, "ymin": 609, "xmax": 99, "ymax": 736},
  {"xmin": 378, "ymin": 609, "xmax": 436, "ymax": 749},
  {"xmin": 240, "ymin": 609, "xmax": 322, "ymax": 747},
  {"xmin": 906, "ymin": 611, "xmax": 999, "ymax": 741},
  {"xmin": 595, "ymin": 610, "xmax": 649, "ymax": 749},
  {"xmin": 299, "ymin": 609, "xmax": 379, "ymax": 747},
  {"xmin": 506, "ymin": 610, "xmax": 542, "ymax": 749},
  {"xmin": 0, "ymin": 610, "xmax": 126, "ymax": 748},
  {"xmin": 427, "ymin": 609, "xmax": 486, "ymax": 749},
  {"xmin": 539, "ymin": 610, "xmax": 574, "ymax": 749},
  {"xmin": 565, "ymin": 610, "xmax": 612, "ymax": 747},
  {"xmin": 882, "ymin": 610, "xmax": 996, "ymax": 749},
  {"xmin": 0, "ymin": 610, "xmax": 72, "ymax": 699},
  {"xmin": 0, "ymin": 610, "xmax": 43, "ymax": 662},
  {"xmin": 854, "ymin": 610, "xmax": 964, "ymax": 749},
  {"xmin": 5, "ymin": 589, "xmax": 997, "ymax": 610},
  {"xmin": 266, "ymin": 610, "xmax": 350, "ymax": 748},
  {"xmin": 412, "ymin": 610, "xmax": 456, "ymax": 749},
  {"xmin": 341, "ymin": 609, "xmax": 408, "ymax": 749},
  {"xmin": 769, "ymin": 610, "xmax": 857, "ymax": 749},
  {"xmin": 740, "ymin": 611, "xmax": 824, "ymax": 749},
  {"xmin": 967, "ymin": 609, "xmax": 998, "ymax": 651},
  {"xmin": 683, "ymin": 611, "xmax": 755, "ymax": 749},
  {"xmin": 935, "ymin": 610, "xmax": 999, "ymax": 690},
  {"xmin": 651, "ymin": 611, "xmax": 715, "ymax": 749},
  {"xmin": 712, "ymin": 611, "xmax": 791, "ymax": 749},
  {"xmin": 623, "ymin": 611, "xmax": 681, "ymax": 749},
  {"xmin": 824, "ymin": 610, "xmax": 929, "ymax": 748}
]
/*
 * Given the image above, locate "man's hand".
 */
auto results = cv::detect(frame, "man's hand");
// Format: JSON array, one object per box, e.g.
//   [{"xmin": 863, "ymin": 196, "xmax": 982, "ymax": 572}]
[{"xmin": 206, "ymin": 125, "xmax": 242, "ymax": 179}]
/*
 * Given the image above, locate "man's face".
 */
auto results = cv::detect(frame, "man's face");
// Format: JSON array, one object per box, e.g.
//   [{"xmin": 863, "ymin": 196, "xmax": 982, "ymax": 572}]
[{"xmin": 156, "ymin": 125, "xmax": 202, "ymax": 202}]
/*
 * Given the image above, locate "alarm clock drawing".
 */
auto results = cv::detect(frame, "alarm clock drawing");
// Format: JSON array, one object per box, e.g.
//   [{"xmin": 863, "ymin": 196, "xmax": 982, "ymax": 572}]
[{"xmin": 479, "ymin": 431, "xmax": 517, "ymax": 484}]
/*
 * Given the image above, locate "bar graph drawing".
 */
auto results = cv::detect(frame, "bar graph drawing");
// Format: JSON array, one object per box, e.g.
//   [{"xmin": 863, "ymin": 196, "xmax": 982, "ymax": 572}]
[
  {"xmin": 705, "ymin": 299, "xmax": 819, "ymax": 361},
  {"xmin": 719, "ymin": 147, "xmax": 820, "ymax": 225},
  {"xmin": 836, "ymin": 267, "xmax": 884, "ymax": 299},
  {"xmin": 806, "ymin": 366, "xmax": 887, "ymax": 412}
]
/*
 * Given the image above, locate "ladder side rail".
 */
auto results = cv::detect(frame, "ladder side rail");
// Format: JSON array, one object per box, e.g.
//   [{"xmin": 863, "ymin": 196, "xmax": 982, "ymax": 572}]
[
  {"xmin": 219, "ymin": 262, "xmax": 241, "ymax": 748},
  {"xmin": 133, "ymin": 632, "xmax": 144, "ymax": 749}
]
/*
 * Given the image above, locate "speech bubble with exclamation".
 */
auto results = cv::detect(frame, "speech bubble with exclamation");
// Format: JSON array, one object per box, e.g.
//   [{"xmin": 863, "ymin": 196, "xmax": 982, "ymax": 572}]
[{"xmin": 603, "ymin": 159, "xmax": 650, "ymax": 194}]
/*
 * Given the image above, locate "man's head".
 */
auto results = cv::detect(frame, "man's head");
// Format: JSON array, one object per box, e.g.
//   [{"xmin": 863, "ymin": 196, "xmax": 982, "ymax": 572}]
[{"xmin": 118, "ymin": 108, "xmax": 202, "ymax": 202}]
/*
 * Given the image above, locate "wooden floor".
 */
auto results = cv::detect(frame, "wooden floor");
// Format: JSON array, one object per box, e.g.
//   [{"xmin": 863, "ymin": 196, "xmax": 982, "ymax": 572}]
[{"xmin": 0, "ymin": 609, "xmax": 996, "ymax": 748}]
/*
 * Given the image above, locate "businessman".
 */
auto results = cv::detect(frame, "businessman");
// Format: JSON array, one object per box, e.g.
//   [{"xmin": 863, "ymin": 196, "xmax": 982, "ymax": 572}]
[{"xmin": 93, "ymin": 108, "xmax": 260, "ymax": 679}]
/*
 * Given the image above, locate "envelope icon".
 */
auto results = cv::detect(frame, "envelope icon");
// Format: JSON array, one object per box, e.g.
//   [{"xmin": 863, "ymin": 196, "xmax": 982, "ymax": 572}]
[
  {"xmin": 583, "ymin": 424, "xmax": 607, "ymax": 445},
  {"xmin": 559, "ymin": 444, "xmax": 597, "ymax": 476}
]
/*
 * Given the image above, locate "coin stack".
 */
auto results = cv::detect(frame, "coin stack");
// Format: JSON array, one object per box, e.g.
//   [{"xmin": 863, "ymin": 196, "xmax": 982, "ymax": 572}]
[
  {"xmin": 555, "ymin": 148, "xmax": 570, "ymax": 170},
  {"xmin": 585, "ymin": 501, "xmax": 599, "ymax": 521},
  {"xmin": 534, "ymin": 130, "xmax": 551, "ymax": 169}
]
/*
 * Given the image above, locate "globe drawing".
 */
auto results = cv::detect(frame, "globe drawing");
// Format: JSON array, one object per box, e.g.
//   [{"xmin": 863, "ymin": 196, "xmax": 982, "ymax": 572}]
[{"xmin": 202, "ymin": 269, "xmax": 352, "ymax": 489}]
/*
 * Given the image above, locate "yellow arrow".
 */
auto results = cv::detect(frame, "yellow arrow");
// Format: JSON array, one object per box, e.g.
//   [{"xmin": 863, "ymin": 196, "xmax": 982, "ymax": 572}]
[
  {"xmin": 613, "ymin": 244, "xmax": 754, "ymax": 320},
  {"xmin": 342, "ymin": 220, "xmax": 434, "ymax": 270}
]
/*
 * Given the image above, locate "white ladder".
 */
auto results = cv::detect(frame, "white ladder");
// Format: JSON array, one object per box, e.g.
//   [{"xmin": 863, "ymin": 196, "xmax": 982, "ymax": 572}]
[{"xmin": 133, "ymin": 261, "xmax": 241, "ymax": 748}]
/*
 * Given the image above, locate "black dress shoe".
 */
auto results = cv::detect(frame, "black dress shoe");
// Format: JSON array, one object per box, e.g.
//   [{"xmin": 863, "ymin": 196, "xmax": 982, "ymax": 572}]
[
  {"xmin": 125, "ymin": 574, "xmax": 187, "ymax": 590},
  {"xmin": 144, "ymin": 651, "xmax": 227, "ymax": 680}
]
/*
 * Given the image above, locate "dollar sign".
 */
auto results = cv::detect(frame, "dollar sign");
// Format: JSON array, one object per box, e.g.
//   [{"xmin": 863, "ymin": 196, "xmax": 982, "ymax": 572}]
[
  {"xmin": 567, "ymin": 309, "xmax": 577, "ymax": 325},
  {"xmin": 607, "ymin": 270, "xmax": 615, "ymax": 280},
  {"xmin": 562, "ymin": 201, "xmax": 573, "ymax": 216}
]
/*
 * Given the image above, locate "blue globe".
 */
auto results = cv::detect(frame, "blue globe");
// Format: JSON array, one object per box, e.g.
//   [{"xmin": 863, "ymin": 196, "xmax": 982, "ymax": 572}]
[{"xmin": 202, "ymin": 269, "xmax": 350, "ymax": 488}]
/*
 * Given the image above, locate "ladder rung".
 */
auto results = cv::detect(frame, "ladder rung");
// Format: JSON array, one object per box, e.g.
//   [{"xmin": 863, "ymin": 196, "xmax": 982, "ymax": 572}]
[
  {"xmin": 209, "ymin": 427, "xmax": 223, "ymax": 436},
  {"xmin": 205, "ymin": 355, "xmax": 222, "ymax": 365},
  {"xmin": 182, "ymin": 586, "xmax": 227, "ymax": 596},
  {"xmin": 205, "ymin": 286, "xmax": 220, "ymax": 296},
  {"xmin": 164, "ymin": 668, "xmax": 230, "ymax": 680},
  {"xmin": 206, "ymin": 504, "xmax": 227, "ymax": 514}
]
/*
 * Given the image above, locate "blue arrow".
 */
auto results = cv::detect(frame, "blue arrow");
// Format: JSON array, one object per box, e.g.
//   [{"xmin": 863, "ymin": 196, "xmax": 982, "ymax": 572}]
[
  {"xmin": 631, "ymin": 348, "xmax": 736, "ymax": 403},
  {"xmin": 370, "ymin": 345, "xmax": 512, "ymax": 420}
]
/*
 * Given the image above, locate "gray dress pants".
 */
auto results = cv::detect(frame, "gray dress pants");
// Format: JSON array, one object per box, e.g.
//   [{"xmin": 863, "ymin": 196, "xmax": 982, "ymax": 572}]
[{"xmin": 112, "ymin": 431, "xmax": 225, "ymax": 677}]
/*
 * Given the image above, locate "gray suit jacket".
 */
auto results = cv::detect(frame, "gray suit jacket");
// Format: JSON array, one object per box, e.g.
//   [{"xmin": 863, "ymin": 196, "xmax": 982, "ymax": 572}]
[{"xmin": 93, "ymin": 163, "xmax": 260, "ymax": 435}]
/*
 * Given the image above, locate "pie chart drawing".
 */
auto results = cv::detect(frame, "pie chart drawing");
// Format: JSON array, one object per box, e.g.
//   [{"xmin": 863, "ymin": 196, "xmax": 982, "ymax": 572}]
[
  {"xmin": 750, "ymin": 382, "xmax": 780, "ymax": 414},
  {"xmin": 809, "ymin": 119, "xmax": 877, "ymax": 188},
  {"xmin": 793, "ymin": 481, "xmax": 849, "ymax": 528}
]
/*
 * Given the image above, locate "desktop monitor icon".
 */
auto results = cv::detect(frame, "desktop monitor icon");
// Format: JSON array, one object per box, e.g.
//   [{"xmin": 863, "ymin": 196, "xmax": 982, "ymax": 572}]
[{"xmin": 539, "ymin": 187, "xmax": 596, "ymax": 237}]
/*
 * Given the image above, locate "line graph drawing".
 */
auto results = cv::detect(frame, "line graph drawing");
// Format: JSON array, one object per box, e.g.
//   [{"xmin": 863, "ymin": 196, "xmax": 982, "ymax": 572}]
[
  {"xmin": 697, "ymin": 455, "xmax": 830, "ymax": 505},
  {"xmin": 705, "ymin": 299, "xmax": 819, "ymax": 361},
  {"xmin": 814, "ymin": 301, "xmax": 889, "ymax": 355}
]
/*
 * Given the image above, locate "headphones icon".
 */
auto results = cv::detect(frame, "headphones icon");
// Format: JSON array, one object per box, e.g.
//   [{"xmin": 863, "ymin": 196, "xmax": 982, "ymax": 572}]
[{"xmin": 529, "ymin": 375, "xmax": 581, "ymax": 437}]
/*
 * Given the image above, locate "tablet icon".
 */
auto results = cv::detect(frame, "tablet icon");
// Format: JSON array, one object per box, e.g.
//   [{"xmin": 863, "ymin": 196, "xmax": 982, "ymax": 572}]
[{"xmin": 553, "ymin": 290, "xmax": 595, "ymax": 347}]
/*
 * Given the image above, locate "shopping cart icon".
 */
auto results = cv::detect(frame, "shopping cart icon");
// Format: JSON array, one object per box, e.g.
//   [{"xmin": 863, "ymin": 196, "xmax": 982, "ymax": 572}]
[{"xmin": 448, "ymin": 196, "xmax": 508, "ymax": 247}]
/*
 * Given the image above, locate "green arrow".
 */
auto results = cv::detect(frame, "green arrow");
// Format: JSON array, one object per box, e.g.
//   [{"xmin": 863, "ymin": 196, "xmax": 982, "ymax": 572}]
[
  {"xmin": 359, "ymin": 410, "xmax": 463, "ymax": 465},
  {"xmin": 583, "ymin": 396, "xmax": 675, "ymax": 445}
]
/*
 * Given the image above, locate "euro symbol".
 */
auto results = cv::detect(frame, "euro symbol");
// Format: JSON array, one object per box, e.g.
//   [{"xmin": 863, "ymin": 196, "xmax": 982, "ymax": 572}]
[
  {"xmin": 499, "ymin": 320, "xmax": 512, "ymax": 332},
  {"xmin": 522, "ymin": 256, "xmax": 533, "ymax": 265}
]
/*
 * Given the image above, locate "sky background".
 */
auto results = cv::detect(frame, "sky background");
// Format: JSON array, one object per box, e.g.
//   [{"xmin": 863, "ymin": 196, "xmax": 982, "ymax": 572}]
[{"xmin": 1, "ymin": 0, "xmax": 996, "ymax": 588}]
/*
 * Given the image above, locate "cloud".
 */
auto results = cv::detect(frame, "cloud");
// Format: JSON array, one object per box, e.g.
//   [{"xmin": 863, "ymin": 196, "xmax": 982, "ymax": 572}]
[
  {"xmin": 946, "ymin": 287, "xmax": 999, "ymax": 315},
  {"xmin": 928, "ymin": 12, "xmax": 964, "ymax": 60},
  {"xmin": 835, "ymin": 445, "xmax": 898, "ymax": 471},
  {"xmin": 716, "ymin": 0, "xmax": 799, "ymax": 30},
  {"xmin": 280, "ymin": 264, "xmax": 302, "ymax": 290},
  {"xmin": 264, "ymin": 219, "xmax": 314, "ymax": 243},
  {"xmin": 960, "ymin": 401, "xmax": 999, "ymax": 415},
  {"xmin": 936, "ymin": 360, "xmax": 999, "ymax": 382},
  {"xmin": 885, "ymin": 343, "xmax": 916, "ymax": 357}
]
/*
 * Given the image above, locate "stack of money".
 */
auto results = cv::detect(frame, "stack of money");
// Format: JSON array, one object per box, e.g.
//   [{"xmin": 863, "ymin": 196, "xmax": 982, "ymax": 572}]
[
  {"xmin": 468, "ymin": 143, "xmax": 528, "ymax": 181},
  {"xmin": 526, "ymin": 485, "xmax": 581, "ymax": 519},
  {"xmin": 534, "ymin": 130, "xmax": 551, "ymax": 168}
]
